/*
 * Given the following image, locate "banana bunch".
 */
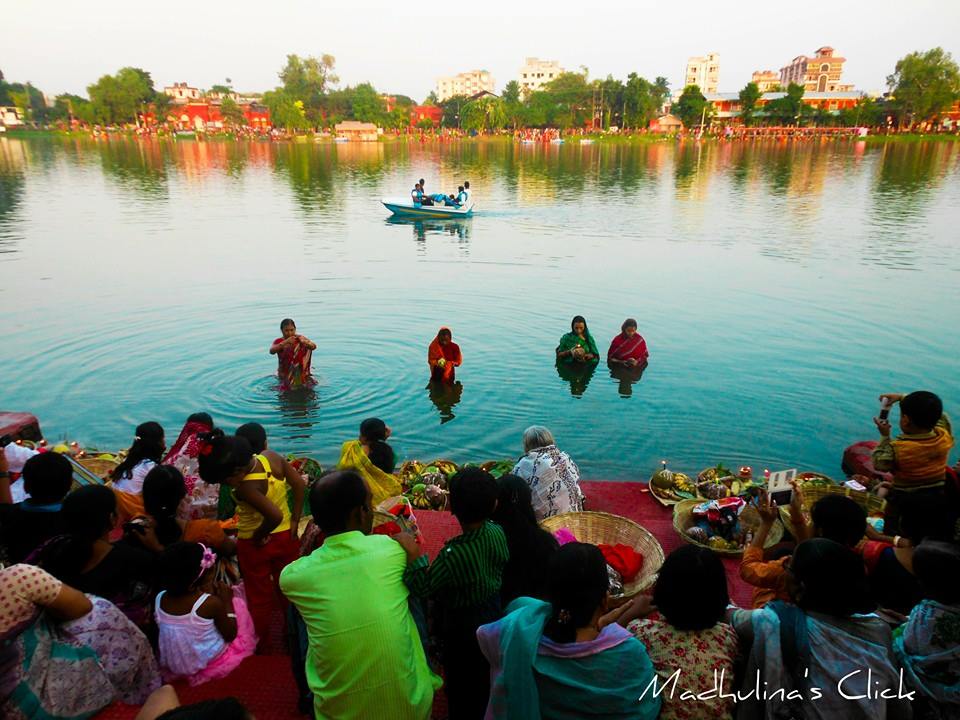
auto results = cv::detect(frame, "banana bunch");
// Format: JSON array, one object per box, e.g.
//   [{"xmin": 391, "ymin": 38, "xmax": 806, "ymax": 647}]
[{"xmin": 672, "ymin": 473, "xmax": 695, "ymax": 493}]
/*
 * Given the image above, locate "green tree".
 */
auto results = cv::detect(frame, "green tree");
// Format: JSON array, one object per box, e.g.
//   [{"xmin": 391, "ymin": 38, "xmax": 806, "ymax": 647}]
[
  {"xmin": 262, "ymin": 89, "xmax": 309, "ymax": 130},
  {"xmin": 87, "ymin": 67, "xmax": 158, "ymax": 124},
  {"xmin": 765, "ymin": 82, "xmax": 807, "ymax": 125},
  {"xmin": 221, "ymin": 96, "xmax": 246, "ymax": 126},
  {"xmin": 440, "ymin": 94, "xmax": 469, "ymax": 127},
  {"xmin": 462, "ymin": 96, "xmax": 506, "ymax": 132},
  {"xmin": 542, "ymin": 72, "xmax": 592, "ymax": 128},
  {"xmin": 423, "ymin": 91, "xmax": 439, "ymax": 105},
  {"xmin": 279, "ymin": 54, "xmax": 338, "ymax": 123},
  {"xmin": 599, "ymin": 76, "xmax": 625, "ymax": 129},
  {"xmin": 672, "ymin": 85, "xmax": 712, "ymax": 130},
  {"xmin": 738, "ymin": 82, "xmax": 761, "ymax": 126},
  {"xmin": 623, "ymin": 73, "xmax": 661, "ymax": 129},
  {"xmin": 501, "ymin": 80, "xmax": 521, "ymax": 105},
  {"xmin": 887, "ymin": 47, "xmax": 960, "ymax": 127},
  {"xmin": 416, "ymin": 117, "xmax": 435, "ymax": 130},
  {"xmin": 838, "ymin": 97, "xmax": 883, "ymax": 127},
  {"xmin": 350, "ymin": 83, "xmax": 385, "ymax": 124},
  {"xmin": 209, "ymin": 84, "xmax": 233, "ymax": 96},
  {"xmin": 501, "ymin": 81, "xmax": 524, "ymax": 129}
]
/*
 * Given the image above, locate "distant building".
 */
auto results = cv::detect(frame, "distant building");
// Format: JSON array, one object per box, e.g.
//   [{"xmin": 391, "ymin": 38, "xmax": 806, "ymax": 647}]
[
  {"xmin": 750, "ymin": 70, "xmax": 781, "ymax": 93},
  {"xmin": 518, "ymin": 58, "xmax": 565, "ymax": 96},
  {"xmin": 779, "ymin": 47, "xmax": 854, "ymax": 93},
  {"xmin": 435, "ymin": 70, "xmax": 495, "ymax": 102},
  {"xmin": 0, "ymin": 106, "xmax": 24, "ymax": 128},
  {"xmin": 173, "ymin": 100, "xmax": 271, "ymax": 131},
  {"xmin": 649, "ymin": 114, "xmax": 683, "ymax": 132},
  {"xmin": 207, "ymin": 90, "xmax": 241, "ymax": 103},
  {"xmin": 684, "ymin": 53, "xmax": 720, "ymax": 94},
  {"xmin": 704, "ymin": 90, "xmax": 862, "ymax": 121},
  {"xmin": 410, "ymin": 105, "xmax": 443, "ymax": 127},
  {"xmin": 335, "ymin": 121, "xmax": 380, "ymax": 141},
  {"xmin": 164, "ymin": 83, "xmax": 202, "ymax": 104}
]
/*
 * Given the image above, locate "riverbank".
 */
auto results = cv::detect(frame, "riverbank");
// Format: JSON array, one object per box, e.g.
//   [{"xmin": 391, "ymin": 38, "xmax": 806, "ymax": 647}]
[{"xmin": 4, "ymin": 127, "xmax": 958, "ymax": 145}]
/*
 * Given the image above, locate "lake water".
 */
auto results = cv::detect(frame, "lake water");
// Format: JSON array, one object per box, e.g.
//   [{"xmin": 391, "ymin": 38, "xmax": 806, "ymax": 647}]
[{"xmin": 1, "ymin": 135, "xmax": 958, "ymax": 480}]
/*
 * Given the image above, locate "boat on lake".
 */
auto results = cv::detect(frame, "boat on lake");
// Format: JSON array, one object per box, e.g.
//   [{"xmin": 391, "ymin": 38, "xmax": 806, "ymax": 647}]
[{"xmin": 381, "ymin": 197, "xmax": 474, "ymax": 218}]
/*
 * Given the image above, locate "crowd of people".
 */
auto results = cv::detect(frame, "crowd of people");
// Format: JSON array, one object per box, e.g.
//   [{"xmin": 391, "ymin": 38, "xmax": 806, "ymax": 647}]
[{"xmin": 0, "ymin": 379, "xmax": 957, "ymax": 719}]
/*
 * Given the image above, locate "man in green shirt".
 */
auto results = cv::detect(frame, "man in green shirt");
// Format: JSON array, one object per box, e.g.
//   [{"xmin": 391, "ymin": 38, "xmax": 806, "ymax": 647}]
[{"xmin": 279, "ymin": 471, "xmax": 440, "ymax": 720}]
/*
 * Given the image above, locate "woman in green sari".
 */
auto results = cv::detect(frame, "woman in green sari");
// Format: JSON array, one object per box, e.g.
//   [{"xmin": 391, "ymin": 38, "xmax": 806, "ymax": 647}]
[{"xmin": 556, "ymin": 316, "xmax": 599, "ymax": 365}]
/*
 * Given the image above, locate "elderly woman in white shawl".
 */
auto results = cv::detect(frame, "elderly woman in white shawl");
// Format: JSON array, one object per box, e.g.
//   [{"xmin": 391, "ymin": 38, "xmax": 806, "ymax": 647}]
[{"xmin": 511, "ymin": 426, "xmax": 584, "ymax": 521}]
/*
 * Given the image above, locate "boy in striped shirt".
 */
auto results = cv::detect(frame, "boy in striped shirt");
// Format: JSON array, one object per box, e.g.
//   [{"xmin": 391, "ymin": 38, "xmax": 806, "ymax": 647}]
[{"xmin": 404, "ymin": 467, "xmax": 508, "ymax": 720}]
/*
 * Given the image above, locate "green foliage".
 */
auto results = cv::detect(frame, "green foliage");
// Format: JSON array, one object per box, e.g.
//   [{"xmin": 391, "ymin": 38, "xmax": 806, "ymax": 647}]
[
  {"xmin": 501, "ymin": 80, "xmax": 521, "ymax": 105},
  {"xmin": 765, "ymin": 83, "xmax": 808, "ymax": 125},
  {"xmin": 209, "ymin": 84, "xmax": 233, "ymax": 96},
  {"xmin": 349, "ymin": 83, "xmax": 385, "ymax": 124},
  {"xmin": 541, "ymin": 72, "xmax": 592, "ymax": 128},
  {"xmin": 462, "ymin": 96, "xmax": 506, "ymax": 132},
  {"xmin": 87, "ymin": 67, "xmax": 158, "ymax": 124},
  {"xmin": 838, "ymin": 97, "xmax": 884, "ymax": 128},
  {"xmin": 416, "ymin": 117, "xmax": 435, "ymax": 130},
  {"xmin": 623, "ymin": 73, "xmax": 668, "ymax": 128},
  {"xmin": 279, "ymin": 54, "xmax": 338, "ymax": 123},
  {"xmin": 673, "ymin": 85, "xmax": 713, "ymax": 129},
  {"xmin": 423, "ymin": 91, "xmax": 439, "ymax": 106},
  {"xmin": 387, "ymin": 106, "xmax": 410, "ymax": 130},
  {"xmin": 263, "ymin": 89, "xmax": 310, "ymax": 130},
  {"xmin": 440, "ymin": 94, "xmax": 470, "ymax": 127},
  {"xmin": 220, "ymin": 96, "xmax": 246, "ymax": 126},
  {"xmin": 738, "ymin": 82, "xmax": 761, "ymax": 126},
  {"xmin": 0, "ymin": 82, "xmax": 47, "ymax": 122},
  {"xmin": 887, "ymin": 47, "xmax": 960, "ymax": 126}
]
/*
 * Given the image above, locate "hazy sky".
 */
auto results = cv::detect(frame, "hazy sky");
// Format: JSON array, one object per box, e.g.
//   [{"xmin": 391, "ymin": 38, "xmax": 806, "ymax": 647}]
[{"xmin": 3, "ymin": 0, "xmax": 959, "ymax": 101}]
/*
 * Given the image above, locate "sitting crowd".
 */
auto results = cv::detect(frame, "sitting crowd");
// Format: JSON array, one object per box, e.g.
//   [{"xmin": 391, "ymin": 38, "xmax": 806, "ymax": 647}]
[{"xmin": 0, "ymin": 388, "xmax": 957, "ymax": 720}]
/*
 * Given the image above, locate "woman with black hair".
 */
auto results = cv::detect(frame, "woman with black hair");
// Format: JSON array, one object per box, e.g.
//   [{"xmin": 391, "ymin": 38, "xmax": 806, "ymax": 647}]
[
  {"xmin": 556, "ymin": 315, "xmax": 599, "ymax": 364},
  {"xmin": 137, "ymin": 465, "xmax": 236, "ymax": 555},
  {"xmin": 37, "ymin": 484, "xmax": 159, "ymax": 630},
  {"xmin": 618, "ymin": 545, "xmax": 738, "ymax": 720},
  {"xmin": 112, "ymin": 421, "xmax": 166, "ymax": 495},
  {"xmin": 197, "ymin": 429, "xmax": 304, "ymax": 646},
  {"xmin": 336, "ymin": 418, "xmax": 402, "ymax": 505},
  {"xmin": 491, "ymin": 474, "xmax": 558, "ymax": 604},
  {"xmin": 477, "ymin": 542, "xmax": 661, "ymax": 719},
  {"xmin": 732, "ymin": 538, "xmax": 912, "ymax": 720}
]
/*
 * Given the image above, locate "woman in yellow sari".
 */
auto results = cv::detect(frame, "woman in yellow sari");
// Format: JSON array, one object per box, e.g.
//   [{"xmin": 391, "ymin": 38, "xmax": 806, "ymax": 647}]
[{"xmin": 336, "ymin": 419, "xmax": 403, "ymax": 506}]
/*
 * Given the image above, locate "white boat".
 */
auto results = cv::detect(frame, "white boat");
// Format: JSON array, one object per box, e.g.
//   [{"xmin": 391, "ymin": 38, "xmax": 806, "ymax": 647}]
[
  {"xmin": 382, "ymin": 197, "xmax": 475, "ymax": 218},
  {"xmin": 580, "ymin": 138, "xmax": 593, "ymax": 145},
  {"xmin": 550, "ymin": 138, "xmax": 564, "ymax": 144}
]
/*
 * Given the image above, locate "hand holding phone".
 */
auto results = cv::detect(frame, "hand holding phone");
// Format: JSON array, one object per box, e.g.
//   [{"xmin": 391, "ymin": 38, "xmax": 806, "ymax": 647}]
[{"xmin": 767, "ymin": 469, "xmax": 797, "ymax": 507}]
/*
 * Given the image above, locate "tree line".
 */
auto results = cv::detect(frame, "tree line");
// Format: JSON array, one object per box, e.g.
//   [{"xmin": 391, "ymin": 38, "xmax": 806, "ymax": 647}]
[{"xmin": 0, "ymin": 47, "xmax": 957, "ymax": 131}]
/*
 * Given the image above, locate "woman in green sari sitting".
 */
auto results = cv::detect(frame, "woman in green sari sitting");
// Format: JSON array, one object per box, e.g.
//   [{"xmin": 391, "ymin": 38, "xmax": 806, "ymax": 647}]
[{"xmin": 556, "ymin": 315, "xmax": 599, "ymax": 364}]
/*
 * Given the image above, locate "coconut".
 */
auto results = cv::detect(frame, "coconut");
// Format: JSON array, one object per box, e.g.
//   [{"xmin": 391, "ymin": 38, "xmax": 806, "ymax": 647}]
[{"xmin": 650, "ymin": 469, "xmax": 675, "ymax": 490}]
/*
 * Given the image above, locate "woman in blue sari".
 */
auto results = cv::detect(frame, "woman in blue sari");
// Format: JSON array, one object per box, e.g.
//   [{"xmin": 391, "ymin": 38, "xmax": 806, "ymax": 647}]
[{"xmin": 477, "ymin": 542, "xmax": 661, "ymax": 720}]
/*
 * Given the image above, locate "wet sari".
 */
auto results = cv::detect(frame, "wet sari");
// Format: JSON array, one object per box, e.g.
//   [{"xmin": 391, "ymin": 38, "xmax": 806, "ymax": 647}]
[
  {"xmin": 556, "ymin": 331, "xmax": 599, "ymax": 364},
  {"xmin": 428, "ymin": 329, "xmax": 462, "ymax": 382},
  {"xmin": 275, "ymin": 337, "xmax": 315, "ymax": 390},
  {"xmin": 607, "ymin": 332, "xmax": 649, "ymax": 365}
]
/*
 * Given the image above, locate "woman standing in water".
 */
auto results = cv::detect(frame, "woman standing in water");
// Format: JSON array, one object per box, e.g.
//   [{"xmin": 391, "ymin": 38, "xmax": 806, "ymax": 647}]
[
  {"xmin": 270, "ymin": 319, "xmax": 317, "ymax": 390},
  {"xmin": 607, "ymin": 318, "xmax": 648, "ymax": 367},
  {"xmin": 428, "ymin": 327, "xmax": 462, "ymax": 383},
  {"xmin": 556, "ymin": 315, "xmax": 599, "ymax": 364}
]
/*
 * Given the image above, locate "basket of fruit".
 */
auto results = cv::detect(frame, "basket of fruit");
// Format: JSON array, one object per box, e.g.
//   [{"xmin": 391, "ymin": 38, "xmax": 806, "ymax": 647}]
[
  {"xmin": 540, "ymin": 511, "xmax": 664, "ymax": 597},
  {"xmin": 779, "ymin": 473, "xmax": 886, "ymax": 533},
  {"xmin": 402, "ymin": 459, "xmax": 459, "ymax": 510},
  {"xmin": 649, "ymin": 468, "xmax": 698, "ymax": 506},
  {"xmin": 479, "ymin": 460, "xmax": 516, "ymax": 478},
  {"xmin": 673, "ymin": 499, "xmax": 783, "ymax": 556}
]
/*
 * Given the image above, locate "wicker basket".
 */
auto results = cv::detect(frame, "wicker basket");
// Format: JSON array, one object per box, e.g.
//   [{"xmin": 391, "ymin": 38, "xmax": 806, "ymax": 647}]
[
  {"xmin": 673, "ymin": 500, "xmax": 784, "ymax": 557},
  {"xmin": 798, "ymin": 482, "xmax": 886, "ymax": 515},
  {"xmin": 540, "ymin": 511, "xmax": 665, "ymax": 597},
  {"xmin": 76, "ymin": 455, "xmax": 119, "ymax": 480}
]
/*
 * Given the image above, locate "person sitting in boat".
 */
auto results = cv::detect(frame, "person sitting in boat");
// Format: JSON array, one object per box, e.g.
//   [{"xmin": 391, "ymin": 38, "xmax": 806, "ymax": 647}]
[
  {"xmin": 418, "ymin": 179, "xmax": 434, "ymax": 206},
  {"xmin": 411, "ymin": 182, "xmax": 425, "ymax": 207},
  {"xmin": 462, "ymin": 180, "xmax": 471, "ymax": 203},
  {"xmin": 453, "ymin": 186, "xmax": 467, "ymax": 206}
]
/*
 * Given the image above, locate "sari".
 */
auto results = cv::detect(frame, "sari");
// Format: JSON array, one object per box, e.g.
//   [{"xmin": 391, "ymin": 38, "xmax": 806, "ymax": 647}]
[
  {"xmin": 556, "ymin": 331, "xmax": 599, "ymax": 364},
  {"xmin": 607, "ymin": 332, "xmax": 649, "ymax": 365},
  {"xmin": 893, "ymin": 600, "xmax": 960, "ymax": 717},
  {"xmin": 337, "ymin": 440, "xmax": 403, "ymax": 506},
  {"xmin": 163, "ymin": 419, "xmax": 219, "ymax": 520},
  {"xmin": 733, "ymin": 602, "xmax": 911, "ymax": 720},
  {"xmin": 477, "ymin": 597, "xmax": 661, "ymax": 720},
  {"xmin": 428, "ymin": 329, "xmax": 462, "ymax": 382},
  {"xmin": 275, "ymin": 337, "xmax": 315, "ymax": 390}
]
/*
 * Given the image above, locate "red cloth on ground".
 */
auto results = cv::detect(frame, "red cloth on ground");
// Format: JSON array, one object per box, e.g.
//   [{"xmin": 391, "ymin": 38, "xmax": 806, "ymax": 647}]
[
  {"xmin": 428, "ymin": 328, "xmax": 462, "ymax": 383},
  {"xmin": 597, "ymin": 543, "xmax": 644, "ymax": 582}
]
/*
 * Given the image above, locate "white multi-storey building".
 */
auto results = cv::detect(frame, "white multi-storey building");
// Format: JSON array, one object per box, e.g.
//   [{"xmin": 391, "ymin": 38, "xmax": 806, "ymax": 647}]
[
  {"xmin": 435, "ymin": 71, "xmax": 495, "ymax": 102},
  {"xmin": 683, "ymin": 53, "xmax": 720, "ymax": 94},
  {"xmin": 518, "ymin": 58, "xmax": 565, "ymax": 96},
  {"xmin": 164, "ymin": 83, "xmax": 202, "ymax": 104}
]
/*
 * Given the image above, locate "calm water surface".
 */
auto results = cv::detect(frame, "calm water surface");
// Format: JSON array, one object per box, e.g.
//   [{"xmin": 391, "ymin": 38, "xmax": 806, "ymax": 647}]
[{"xmin": 1, "ymin": 136, "xmax": 958, "ymax": 479}]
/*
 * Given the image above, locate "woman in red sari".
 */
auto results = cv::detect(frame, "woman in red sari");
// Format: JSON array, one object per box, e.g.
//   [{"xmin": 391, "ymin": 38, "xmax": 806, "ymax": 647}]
[
  {"xmin": 270, "ymin": 318, "xmax": 317, "ymax": 390},
  {"xmin": 428, "ymin": 327, "xmax": 462, "ymax": 382},
  {"xmin": 607, "ymin": 318, "xmax": 649, "ymax": 368}
]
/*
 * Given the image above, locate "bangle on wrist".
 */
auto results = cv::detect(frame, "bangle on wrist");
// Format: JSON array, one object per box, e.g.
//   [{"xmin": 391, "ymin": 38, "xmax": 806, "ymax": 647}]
[
  {"xmin": 894, "ymin": 535, "xmax": 902, "ymax": 548},
  {"xmin": 226, "ymin": 613, "xmax": 237, "ymax": 618}
]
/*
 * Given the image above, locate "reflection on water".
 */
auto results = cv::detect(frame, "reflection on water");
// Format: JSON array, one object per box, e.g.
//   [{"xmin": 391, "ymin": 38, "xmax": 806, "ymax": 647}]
[
  {"xmin": 608, "ymin": 362, "xmax": 647, "ymax": 398},
  {"xmin": 427, "ymin": 381, "xmax": 464, "ymax": 424},
  {"xmin": 555, "ymin": 362, "xmax": 597, "ymax": 398},
  {"xmin": 0, "ymin": 135, "xmax": 958, "ymax": 479}
]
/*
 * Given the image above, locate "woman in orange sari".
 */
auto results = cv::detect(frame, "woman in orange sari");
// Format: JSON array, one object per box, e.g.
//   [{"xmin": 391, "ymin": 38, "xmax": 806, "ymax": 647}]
[{"xmin": 428, "ymin": 327, "xmax": 462, "ymax": 382}]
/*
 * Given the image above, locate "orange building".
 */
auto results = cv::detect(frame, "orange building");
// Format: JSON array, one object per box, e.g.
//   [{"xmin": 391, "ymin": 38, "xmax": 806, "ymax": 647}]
[
  {"xmin": 704, "ymin": 91, "xmax": 862, "ymax": 122},
  {"xmin": 410, "ymin": 105, "xmax": 443, "ymax": 128},
  {"xmin": 779, "ymin": 47, "xmax": 853, "ymax": 93}
]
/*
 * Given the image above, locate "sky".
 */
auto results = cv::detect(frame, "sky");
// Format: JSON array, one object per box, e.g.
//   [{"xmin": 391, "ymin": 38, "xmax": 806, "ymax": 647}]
[{"xmin": 3, "ymin": 0, "xmax": 959, "ymax": 102}]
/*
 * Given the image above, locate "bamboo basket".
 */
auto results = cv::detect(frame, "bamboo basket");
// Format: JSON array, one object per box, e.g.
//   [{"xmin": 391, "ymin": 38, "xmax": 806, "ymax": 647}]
[
  {"xmin": 779, "ymin": 482, "xmax": 887, "ymax": 537},
  {"xmin": 673, "ymin": 500, "xmax": 784, "ymax": 557},
  {"xmin": 540, "ymin": 511, "xmax": 664, "ymax": 596},
  {"xmin": 75, "ymin": 455, "xmax": 119, "ymax": 481}
]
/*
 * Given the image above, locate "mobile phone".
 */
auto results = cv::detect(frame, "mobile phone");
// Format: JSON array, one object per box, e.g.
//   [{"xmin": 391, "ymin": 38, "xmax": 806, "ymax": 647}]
[
  {"xmin": 0, "ymin": 434, "xmax": 13, "ymax": 448},
  {"xmin": 879, "ymin": 397, "xmax": 893, "ymax": 421},
  {"xmin": 767, "ymin": 469, "xmax": 797, "ymax": 506}
]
